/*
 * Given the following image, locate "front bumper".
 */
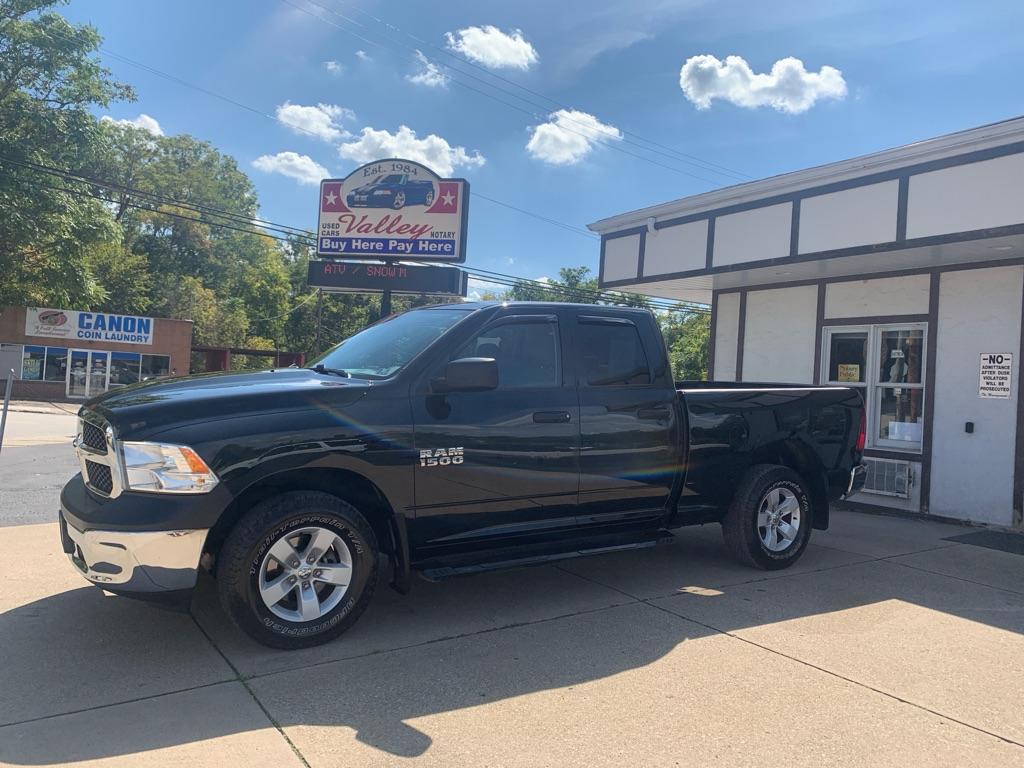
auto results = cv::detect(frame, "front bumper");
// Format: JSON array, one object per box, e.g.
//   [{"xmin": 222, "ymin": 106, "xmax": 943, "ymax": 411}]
[
  {"xmin": 59, "ymin": 506, "xmax": 207, "ymax": 595},
  {"xmin": 842, "ymin": 463, "xmax": 868, "ymax": 499}
]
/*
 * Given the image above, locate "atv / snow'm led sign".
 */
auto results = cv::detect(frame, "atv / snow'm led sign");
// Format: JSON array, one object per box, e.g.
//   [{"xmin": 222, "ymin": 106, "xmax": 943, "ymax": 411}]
[
  {"xmin": 317, "ymin": 159, "xmax": 469, "ymax": 263},
  {"xmin": 307, "ymin": 261, "xmax": 468, "ymax": 297}
]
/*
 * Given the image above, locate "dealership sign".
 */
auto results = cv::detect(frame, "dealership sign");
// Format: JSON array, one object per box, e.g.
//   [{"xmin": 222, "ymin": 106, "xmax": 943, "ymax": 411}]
[
  {"xmin": 317, "ymin": 159, "xmax": 469, "ymax": 263},
  {"xmin": 25, "ymin": 307, "xmax": 154, "ymax": 345}
]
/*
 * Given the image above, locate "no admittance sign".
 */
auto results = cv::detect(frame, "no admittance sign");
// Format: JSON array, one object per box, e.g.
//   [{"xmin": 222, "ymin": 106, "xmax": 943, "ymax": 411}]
[{"xmin": 979, "ymin": 352, "xmax": 1013, "ymax": 399}]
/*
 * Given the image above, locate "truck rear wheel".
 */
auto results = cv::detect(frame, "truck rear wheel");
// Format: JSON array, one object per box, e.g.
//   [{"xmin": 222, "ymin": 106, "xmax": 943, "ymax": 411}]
[
  {"xmin": 722, "ymin": 464, "xmax": 812, "ymax": 570},
  {"xmin": 217, "ymin": 491, "xmax": 378, "ymax": 649}
]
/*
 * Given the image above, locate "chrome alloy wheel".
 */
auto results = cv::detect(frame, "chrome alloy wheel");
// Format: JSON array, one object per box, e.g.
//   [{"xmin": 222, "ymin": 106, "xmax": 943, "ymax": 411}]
[
  {"xmin": 757, "ymin": 487, "xmax": 801, "ymax": 552},
  {"xmin": 258, "ymin": 526, "xmax": 352, "ymax": 622},
  {"xmin": 392, "ymin": 191, "xmax": 406, "ymax": 209}
]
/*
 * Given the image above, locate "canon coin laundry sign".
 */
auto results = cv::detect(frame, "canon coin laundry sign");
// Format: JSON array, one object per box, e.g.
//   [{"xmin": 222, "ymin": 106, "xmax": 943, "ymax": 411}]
[
  {"xmin": 317, "ymin": 159, "xmax": 469, "ymax": 263},
  {"xmin": 26, "ymin": 307, "xmax": 154, "ymax": 345}
]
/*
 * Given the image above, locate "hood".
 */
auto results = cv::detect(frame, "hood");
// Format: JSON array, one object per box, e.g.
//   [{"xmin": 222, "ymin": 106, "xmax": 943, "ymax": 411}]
[{"xmin": 84, "ymin": 368, "xmax": 372, "ymax": 439}]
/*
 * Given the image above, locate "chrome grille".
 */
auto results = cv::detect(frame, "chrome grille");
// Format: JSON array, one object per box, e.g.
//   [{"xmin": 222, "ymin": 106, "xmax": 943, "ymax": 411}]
[
  {"xmin": 75, "ymin": 411, "xmax": 123, "ymax": 498},
  {"xmin": 81, "ymin": 421, "xmax": 107, "ymax": 453},
  {"xmin": 84, "ymin": 460, "xmax": 114, "ymax": 495}
]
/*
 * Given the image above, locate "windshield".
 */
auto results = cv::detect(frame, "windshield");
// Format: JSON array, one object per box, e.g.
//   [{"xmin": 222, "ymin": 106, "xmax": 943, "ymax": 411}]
[
  {"xmin": 309, "ymin": 307, "xmax": 473, "ymax": 379},
  {"xmin": 373, "ymin": 174, "xmax": 405, "ymax": 185}
]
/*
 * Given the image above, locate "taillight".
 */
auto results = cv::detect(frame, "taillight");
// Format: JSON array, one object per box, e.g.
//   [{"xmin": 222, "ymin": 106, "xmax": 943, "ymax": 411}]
[{"xmin": 855, "ymin": 407, "xmax": 866, "ymax": 453}]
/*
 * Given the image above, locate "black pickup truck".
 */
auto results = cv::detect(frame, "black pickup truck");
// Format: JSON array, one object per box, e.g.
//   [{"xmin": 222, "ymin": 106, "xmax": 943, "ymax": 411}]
[{"xmin": 60, "ymin": 302, "xmax": 866, "ymax": 649}]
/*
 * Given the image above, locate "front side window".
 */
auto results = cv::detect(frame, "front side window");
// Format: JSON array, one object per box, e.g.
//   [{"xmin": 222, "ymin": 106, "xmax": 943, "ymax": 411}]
[
  {"xmin": 822, "ymin": 324, "xmax": 926, "ymax": 452},
  {"xmin": 577, "ymin": 320, "xmax": 651, "ymax": 386},
  {"xmin": 453, "ymin": 318, "xmax": 560, "ymax": 389}
]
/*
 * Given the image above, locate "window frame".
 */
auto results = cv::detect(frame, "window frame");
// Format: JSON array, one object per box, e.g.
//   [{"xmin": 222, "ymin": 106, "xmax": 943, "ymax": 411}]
[
  {"xmin": 451, "ymin": 313, "xmax": 563, "ymax": 391},
  {"xmin": 575, "ymin": 315, "xmax": 654, "ymax": 388},
  {"xmin": 821, "ymin": 322, "xmax": 928, "ymax": 454}
]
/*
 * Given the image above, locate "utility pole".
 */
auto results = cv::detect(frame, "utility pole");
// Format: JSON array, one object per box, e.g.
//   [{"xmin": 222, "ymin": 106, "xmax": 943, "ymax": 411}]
[{"xmin": 313, "ymin": 289, "xmax": 323, "ymax": 355}]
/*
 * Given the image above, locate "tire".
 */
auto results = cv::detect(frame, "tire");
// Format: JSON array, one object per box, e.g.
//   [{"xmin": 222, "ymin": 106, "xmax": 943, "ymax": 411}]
[
  {"xmin": 424, "ymin": 190, "xmax": 435, "ymax": 206},
  {"xmin": 392, "ymin": 191, "xmax": 406, "ymax": 209},
  {"xmin": 722, "ymin": 464, "xmax": 812, "ymax": 570},
  {"xmin": 217, "ymin": 491, "xmax": 378, "ymax": 649}
]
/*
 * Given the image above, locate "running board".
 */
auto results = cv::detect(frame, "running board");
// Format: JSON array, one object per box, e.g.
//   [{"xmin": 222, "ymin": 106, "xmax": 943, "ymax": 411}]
[{"xmin": 418, "ymin": 530, "xmax": 674, "ymax": 582}]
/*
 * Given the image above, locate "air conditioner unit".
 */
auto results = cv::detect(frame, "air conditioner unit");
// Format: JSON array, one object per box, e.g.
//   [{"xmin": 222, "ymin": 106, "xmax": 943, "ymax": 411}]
[{"xmin": 861, "ymin": 458, "xmax": 913, "ymax": 499}]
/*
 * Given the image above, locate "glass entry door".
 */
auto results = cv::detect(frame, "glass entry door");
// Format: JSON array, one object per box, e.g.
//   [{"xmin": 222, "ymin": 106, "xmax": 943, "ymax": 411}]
[{"xmin": 67, "ymin": 350, "xmax": 110, "ymax": 398}]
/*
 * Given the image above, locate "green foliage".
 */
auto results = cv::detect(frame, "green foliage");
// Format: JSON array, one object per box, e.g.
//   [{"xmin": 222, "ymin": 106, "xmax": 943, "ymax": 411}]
[
  {"xmin": 0, "ymin": 0, "xmax": 133, "ymax": 308},
  {"xmin": 0, "ymin": 4, "xmax": 708, "ymax": 378},
  {"xmin": 660, "ymin": 310, "xmax": 710, "ymax": 381}
]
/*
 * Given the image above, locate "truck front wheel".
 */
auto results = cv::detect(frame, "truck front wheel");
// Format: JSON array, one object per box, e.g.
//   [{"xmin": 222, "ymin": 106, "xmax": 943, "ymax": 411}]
[
  {"xmin": 722, "ymin": 464, "xmax": 812, "ymax": 570},
  {"xmin": 217, "ymin": 491, "xmax": 379, "ymax": 649}
]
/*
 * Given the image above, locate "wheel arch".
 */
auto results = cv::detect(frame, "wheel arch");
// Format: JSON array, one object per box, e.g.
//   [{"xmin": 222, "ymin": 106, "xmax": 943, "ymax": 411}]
[
  {"xmin": 203, "ymin": 467, "xmax": 411, "ymax": 592},
  {"xmin": 749, "ymin": 438, "xmax": 830, "ymax": 530}
]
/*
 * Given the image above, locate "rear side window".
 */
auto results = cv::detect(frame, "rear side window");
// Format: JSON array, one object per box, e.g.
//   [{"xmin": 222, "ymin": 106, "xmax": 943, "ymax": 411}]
[{"xmin": 576, "ymin": 321, "xmax": 651, "ymax": 386}]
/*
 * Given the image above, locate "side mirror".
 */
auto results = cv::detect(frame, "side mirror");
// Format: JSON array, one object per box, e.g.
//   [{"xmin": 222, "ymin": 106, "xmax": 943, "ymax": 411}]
[{"xmin": 433, "ymin": 357, "xmax": 498, "ymax": 393}]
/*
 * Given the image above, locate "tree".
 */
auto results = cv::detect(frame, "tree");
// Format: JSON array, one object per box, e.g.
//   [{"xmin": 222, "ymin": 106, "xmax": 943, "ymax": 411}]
[
  {"xmin": 660, "ymin": 310, "xmax": 710, "ymax": 381},
  {"xmin": 0, "ymin": 0, "xmax": 134, "ymax": 308}
]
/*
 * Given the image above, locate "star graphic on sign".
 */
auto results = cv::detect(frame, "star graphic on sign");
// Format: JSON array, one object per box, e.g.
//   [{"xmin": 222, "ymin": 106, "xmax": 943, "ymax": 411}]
[
  {"xmin": 325, "ymin": 190, "xmax": 338, "ymax": 205},
  {"xmin": 441, "ymin": 190, "xmax": 455, "ymax": 207}
]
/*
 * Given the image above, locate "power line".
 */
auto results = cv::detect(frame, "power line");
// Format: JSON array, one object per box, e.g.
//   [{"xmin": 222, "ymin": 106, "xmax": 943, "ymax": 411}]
[
  {"xmin": 5, "ymin": 156, "xmax": 707, "ymax": 313},
  {"xmin": 282, "ymin": 0, "xmax": 730, "ymax": 186},
  {"xmin": 31, "ymin": 23, "xmax": 600, "ymax": 242},
  {"xmin": 343, "ymin": 2, "xmax": 751, "ymax": 181},
  {"xmin": 297, "ymin": 0, "xmax": 751, "ymax": 183}
]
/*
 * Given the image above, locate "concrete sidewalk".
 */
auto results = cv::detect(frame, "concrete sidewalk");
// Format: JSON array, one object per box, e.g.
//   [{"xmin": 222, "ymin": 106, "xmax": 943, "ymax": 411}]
[
  {"xmin": 3, "ymin": 400, "xmax": 79, "ymax": 416},
  {"xmin": 1, "ymin": 510, "xmax": 1022, "ymax": 767}
]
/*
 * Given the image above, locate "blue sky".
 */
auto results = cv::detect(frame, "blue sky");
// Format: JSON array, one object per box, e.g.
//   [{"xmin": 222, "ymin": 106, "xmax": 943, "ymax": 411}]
[{"xmin": 65, "ymin": 0, "xmax": 1024, "ymax": 295}]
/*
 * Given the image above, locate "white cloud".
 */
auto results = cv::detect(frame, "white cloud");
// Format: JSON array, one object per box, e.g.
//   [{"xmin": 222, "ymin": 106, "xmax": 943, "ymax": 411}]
[
  {"xmin": 101, "ymin": 113, "xmax": 164, "ymax": 136},
  {"xmin": 526, "ymin": 109, "xmax": 622, "ymax": 166},
  {"xmin": 445, "ymin": 25, "xmax": 538, "ymax": 70},
  {"xmin": 275, "ymin": 102, "xmax": 355, "ymax": 142},
  {"xmin": 324, "ymin": 60, "xmax": 343, "ymax": 75},
  {"xmin": 466, "ymin": 278, "xmax": 507, "ymax": 302},
  {"xmin": 679, "ymin": 55, "xmax": 847, "ymax": 114},
  {"xmin": 339, "ymin": 125, "xmax": 485, "ymax": 177},
  {"xmin": 252, "ymin": 151, "xmax": 329, "ymax": 185},
  {"xmin": 406, "ymin": 50, "xmax": 449, "ymax": 88},
  {"xmin": 355, "ymin": 50, "xmax": 371, "ymax": 62}
]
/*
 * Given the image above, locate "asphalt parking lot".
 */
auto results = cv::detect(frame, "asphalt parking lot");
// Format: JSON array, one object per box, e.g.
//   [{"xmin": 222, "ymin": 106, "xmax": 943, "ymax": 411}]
[{"xmin": 2, "ymin": 408, "xmax": 1023, "ymax": 767}]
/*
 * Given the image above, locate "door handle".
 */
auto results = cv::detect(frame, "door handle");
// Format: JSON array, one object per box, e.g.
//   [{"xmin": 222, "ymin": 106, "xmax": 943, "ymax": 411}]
[
  {"xmin": 533, "ymin": 410, "xmax": 571, "ymax": 423},
  {"xmin": 637, "ymin": 407, "xmax": 670, "ymax": 420}
]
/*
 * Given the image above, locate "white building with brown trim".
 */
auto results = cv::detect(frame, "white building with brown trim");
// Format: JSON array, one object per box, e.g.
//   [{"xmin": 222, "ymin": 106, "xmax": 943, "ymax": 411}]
[{"xmin": 591, "ymin": 117, "xmax": 1024, "ymax": 528}]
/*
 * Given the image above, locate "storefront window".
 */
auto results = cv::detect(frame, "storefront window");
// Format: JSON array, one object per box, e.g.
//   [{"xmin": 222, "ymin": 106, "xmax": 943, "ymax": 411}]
[
  {"xmin": 22, "ymin": 346, "xmax": 45, "ymax": 380},
  {"xmin": 141, "ymin": 354, "xmax": 171, "ymax": 380},
  {"xmin": 110, "ymin": 352, "xmax": 142, "ymax": 388},
  {"xmin": 822, "ymin": 324, "xmax": 926, "ymax": 452},
  {"xmin": 43, "ymin": 347, "xmax": 68, "ymax": 382},
  {"xmin": 826, "ymin": 331, "xmax": 868, "ymax": 384},
  {"xmin": 876, "ymin": 328, "xmax": 925, "ymax": 448}
]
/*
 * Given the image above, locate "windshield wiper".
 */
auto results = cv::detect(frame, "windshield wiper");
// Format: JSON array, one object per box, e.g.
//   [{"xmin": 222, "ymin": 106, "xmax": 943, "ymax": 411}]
[{"xmin": 310, "ymin": 364, "xmax": 351, "ymax": 378}]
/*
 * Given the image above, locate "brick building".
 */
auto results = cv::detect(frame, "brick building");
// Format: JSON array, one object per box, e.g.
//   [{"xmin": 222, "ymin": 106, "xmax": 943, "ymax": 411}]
[{"xmin": 0, "ymin": 306, "xmax": 192, "ymax": 401}]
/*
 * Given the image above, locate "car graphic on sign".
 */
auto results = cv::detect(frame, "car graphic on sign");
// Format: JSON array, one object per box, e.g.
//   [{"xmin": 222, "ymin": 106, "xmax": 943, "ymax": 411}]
[
  {"xmin": 346, "ymin": 174, "xmax": 436, "ymax": 210},
  {"xmin": 37, "ymin": 310, "xmax": 68, "ymax": 327}
]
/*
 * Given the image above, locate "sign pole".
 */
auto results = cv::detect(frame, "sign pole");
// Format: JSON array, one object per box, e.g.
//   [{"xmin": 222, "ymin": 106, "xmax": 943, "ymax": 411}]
[
  {"xmin": 313, "ymin": 289, "xmax": 323, "ymax": 355},
  {"xmin": 379, "ymin": 258, "xmax": 396, "ymax": 318},
  {"xmin": 0, "ymin": 368, "xmax": 14, "ymax": 456}
]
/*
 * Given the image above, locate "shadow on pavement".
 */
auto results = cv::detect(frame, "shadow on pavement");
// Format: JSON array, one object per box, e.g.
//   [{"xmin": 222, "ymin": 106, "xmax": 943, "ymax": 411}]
[{"xmin": 1, "ymin": 526, "xmax": 1022, "ymax": 764}]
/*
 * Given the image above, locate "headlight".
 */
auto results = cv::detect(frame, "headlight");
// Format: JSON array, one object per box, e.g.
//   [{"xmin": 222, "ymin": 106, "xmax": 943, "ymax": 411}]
[{"xmin": 121, "ymin": 442, "xmax": 219, "ymax": 494}]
